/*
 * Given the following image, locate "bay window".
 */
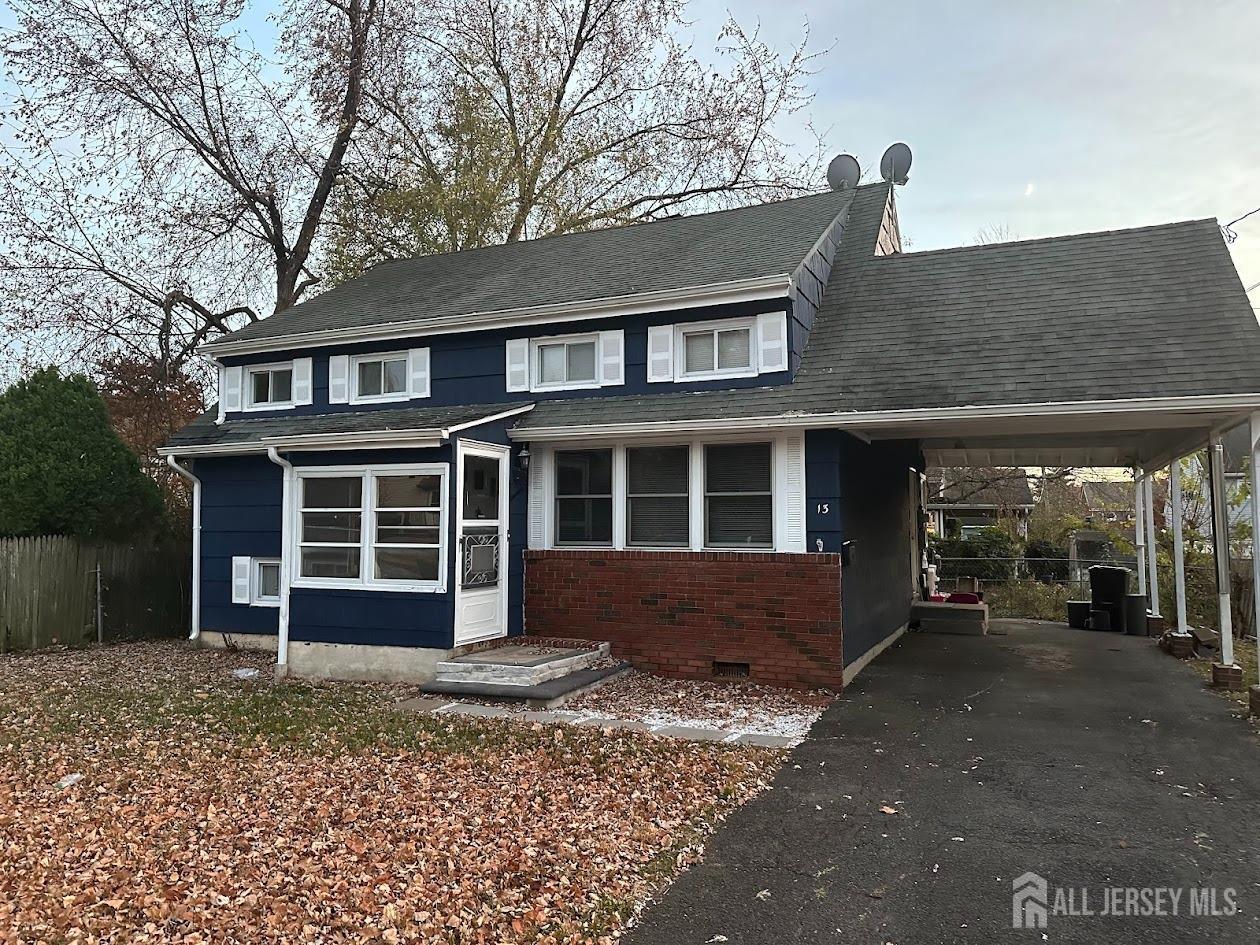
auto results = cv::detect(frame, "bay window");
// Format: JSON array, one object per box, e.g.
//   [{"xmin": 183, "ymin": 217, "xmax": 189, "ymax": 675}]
[
  {"xmin": 294, "ymin": 464, "xmax": 447, "ymax": 591},
  {"xmin": 555, "ymin": 450, "xmax": 612, "ymax": 545},
  {"xmin": 626, "ymin": 446, "xmax": 689, "ymax": 546}
]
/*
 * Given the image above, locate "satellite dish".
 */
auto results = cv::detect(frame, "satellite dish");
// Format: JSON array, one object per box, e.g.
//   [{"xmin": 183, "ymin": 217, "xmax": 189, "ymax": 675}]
[
  {"xmin": 826, "ymin": 153, "xmax": 861, "ymax": 191},
  {"xmin": 879, "ymin": 142, "xmax": 912, "ymax": 184}
]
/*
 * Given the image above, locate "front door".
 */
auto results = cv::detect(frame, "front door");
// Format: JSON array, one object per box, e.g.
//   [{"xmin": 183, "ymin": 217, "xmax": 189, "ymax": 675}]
[{"xmin": 454, "ymin": 441, "xmax": 509, "ymax": 645}]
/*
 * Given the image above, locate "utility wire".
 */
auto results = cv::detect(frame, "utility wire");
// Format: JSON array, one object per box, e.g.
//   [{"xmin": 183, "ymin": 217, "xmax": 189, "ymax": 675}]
[{"xmin": 1222, "ymin": 205, "xmax": 1260, "ymax": 243}]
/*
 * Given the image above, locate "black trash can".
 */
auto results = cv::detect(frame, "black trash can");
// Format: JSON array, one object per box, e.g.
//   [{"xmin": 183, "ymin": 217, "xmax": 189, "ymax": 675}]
[
  {"xmin": 1124, "ymin": 594, "xmax": 1149, "ymax": 636},
  {"xmin": 1089, "ymin": 565, "xmax": 1130, "ymax": 633},
  {"xmin": 1066, "ymin": 600, "xmax": 1092, "ymax": 630},
  {"xmin": 1089, "ymin": 608, "xmax": 1112, "ymax": 632}
]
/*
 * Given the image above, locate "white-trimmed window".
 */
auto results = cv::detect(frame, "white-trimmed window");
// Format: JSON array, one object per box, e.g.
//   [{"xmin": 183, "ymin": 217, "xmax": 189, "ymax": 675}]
[
  {"xmin": 230, "ymin": 556, "xmax": 281, "ymax": 607},
  {"xmin": 293, "ymin": 464, "xmax": 447, "ymax": 592},
  {"xmin": 220, "ymin": 358, "xmax": 312, "ymax": 415},
  {"xmin": 679, "ymin": 321, "xmax": 754, "ymax": 379},
  {"xmin": 646, "ymin": 312, "xmax": 788, "ymax": 383},
  {"xmin": 554, "ymin": 449, "xmax": 613, "ymax": 546},
  {"xmin": 533, "ymin": 435, "xmax": 804, "ymax": 552},
  {"xmin": 331, "ymin": 348, "xmax": 430, "ymax": 405},
  {"xmin": 626, "ymin": 446, "xmax": 689, "ymax": 547},
  {"xmin": 505, "ymin": 331, "xmax": 624, "ymax": 393},
  {"xmin": 704, "ymin": 443, "xmax": 773, "ymax": 548},
  {"xmin": 247, "ymin": 364, "xmax": 293, "ymax": 407}
]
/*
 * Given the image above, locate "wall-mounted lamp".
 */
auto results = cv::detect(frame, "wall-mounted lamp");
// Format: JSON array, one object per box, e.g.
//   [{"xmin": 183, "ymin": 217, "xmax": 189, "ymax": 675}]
[{"xmin": 517, "ymin": 447, "xmax": 531, "ymax": 473}]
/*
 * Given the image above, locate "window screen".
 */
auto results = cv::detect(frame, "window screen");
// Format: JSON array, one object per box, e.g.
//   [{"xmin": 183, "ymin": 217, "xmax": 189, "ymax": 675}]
[
  {"xmin": 300, "ymin": 476, "xmax": 363, "ymax": 577},
  {"xmin": 627, "ymin": 446, "xmax": 689, "ymax": 546},
  {"xmin": 704, "ymin": 443, "xmax": 772, "ymax": 547},
  {"xmin": 555, "ymin": 450, "xmax": 612, "ymax": 545}
]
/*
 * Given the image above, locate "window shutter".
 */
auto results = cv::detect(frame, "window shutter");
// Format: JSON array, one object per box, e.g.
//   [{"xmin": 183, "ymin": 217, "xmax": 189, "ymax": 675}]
[
  {"xmin": 505, "ymin": 339, "xmax": 530, "ymax": 392},
  {"xmin": 646, "ymin": 325, "xmax": 674, "ymax": 383},
  {"xmin": 777, "ymin": 434, "xmax": 806, "ymax": 552},
  {"xmin": 408, "ymin": 347, "xmax": 431, "ymax": 398},
  {"xmin": 598, "ymin": 331, "xmax": 624, "ymax": 386},
  {"xmin": 328, "ymin": 355, "xmax": 350, "ymax": 404},
  {"xmin": 527, "ymin": 449, "xmax": 547, "ymax": 548},
  {"xmin": 222, "ymin": 365, "xmax": 243, "ymax": 413},
  {"xmin": 292, "ymin": 358, "xmax": 313, "ymax": 404},
  {"xmin": 231, "ymin": 556, "xmax": 252, "ymax": 604},
  {"xmin": 757, "ymin": 312, "xmax": 788, "ymax": 373}
]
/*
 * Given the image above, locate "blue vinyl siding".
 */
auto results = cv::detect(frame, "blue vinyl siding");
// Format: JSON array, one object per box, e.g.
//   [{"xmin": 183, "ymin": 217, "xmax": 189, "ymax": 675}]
[
  {"xmin": 194, "ymin": 439, "xmax": 526, "ymax": 649},
  {"xmin": 221, "ymin": 299, "xmax": 792, "ymax": 420},
  {"xmin": 807, "ymin": 431, "xmax": 923, "ymax": 667},
  {"xmin": 196, "ymin": 455, "xmax": 282, "ymax": 636}
]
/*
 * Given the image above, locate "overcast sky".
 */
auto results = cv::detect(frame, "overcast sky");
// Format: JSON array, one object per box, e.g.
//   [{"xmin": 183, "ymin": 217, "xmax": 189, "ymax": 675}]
[{"xmin": 689, "ymin": 0, "xmax": 1260, "ymax": 306}]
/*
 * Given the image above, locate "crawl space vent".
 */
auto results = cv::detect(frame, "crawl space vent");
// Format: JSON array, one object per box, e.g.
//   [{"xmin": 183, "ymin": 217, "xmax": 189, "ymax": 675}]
[{"xmin": 712, "ymin": 660, "xmax": 750, "ymax": 679}]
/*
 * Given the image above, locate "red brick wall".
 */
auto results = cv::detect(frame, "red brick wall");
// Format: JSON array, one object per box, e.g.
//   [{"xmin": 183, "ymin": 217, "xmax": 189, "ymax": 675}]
[{"xmin": 524, "ymin": 550, "xmax": 843, "ymax": 689}]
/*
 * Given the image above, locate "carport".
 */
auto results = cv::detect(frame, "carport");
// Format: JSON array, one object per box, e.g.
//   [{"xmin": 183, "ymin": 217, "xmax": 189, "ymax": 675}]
[{"xmin": 845, "ymin": 396, "xmax": 1260, "ymax": 685}]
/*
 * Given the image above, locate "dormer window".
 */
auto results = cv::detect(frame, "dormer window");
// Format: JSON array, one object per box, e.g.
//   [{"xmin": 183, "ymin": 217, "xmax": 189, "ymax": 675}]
[
  {"xmin": 536, "ymin": 337, "xmax": 597, "ymax": 388},
  {"xmin": 354, "ymin": 353, "xmax": 409, "ymax": 402},
  {"xmin": 680, "ymin": 324, "xmax": 753, "ymax": 378},
  {"xmin": 248, "ymin": 365, "xmax": 294, "ymax": 407},
  {"xmin": 505, "ymin": 331, "xmax": 623, "ymax": 393}
]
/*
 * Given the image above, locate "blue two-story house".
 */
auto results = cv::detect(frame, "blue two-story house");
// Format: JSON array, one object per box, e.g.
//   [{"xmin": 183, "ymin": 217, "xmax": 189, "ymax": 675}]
[{"xmin": 162, "ymin": 172, "xmax": 1260, "ymax": 689}]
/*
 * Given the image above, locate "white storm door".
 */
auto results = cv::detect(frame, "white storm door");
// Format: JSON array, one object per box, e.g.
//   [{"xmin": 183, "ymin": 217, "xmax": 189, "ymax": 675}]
[{"xmin": 454, "ymin": 441, "xmax": 510, "ymax": 645}]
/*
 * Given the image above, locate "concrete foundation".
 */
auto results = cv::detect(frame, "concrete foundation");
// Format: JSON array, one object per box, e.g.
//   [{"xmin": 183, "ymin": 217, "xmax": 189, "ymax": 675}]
[
  {"xmin": 195, "ymin": 630, "xmax": 278, "ymax": 653},
  {"xmin": 286, "ymin": 640, "xmax": 452, "ymax": 683}
]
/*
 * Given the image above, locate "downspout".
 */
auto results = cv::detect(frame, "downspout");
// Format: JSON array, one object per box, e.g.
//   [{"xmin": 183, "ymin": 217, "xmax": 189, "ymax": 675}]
[
  {"xmin": 266, "ymin": 447, "xmax": 294, "ymax": 676},
  {"xmin": 166, "ymin": 455, "xmax": 202, "ymax": 641}
]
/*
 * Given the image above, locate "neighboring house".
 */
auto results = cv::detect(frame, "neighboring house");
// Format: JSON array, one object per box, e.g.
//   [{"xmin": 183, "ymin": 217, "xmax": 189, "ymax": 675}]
[
  {"xmin": 162, "ymin": 170, "xmax": 1260, "ymax": 691},
  {"xmin": 926, "ymin": 469, "xmax": 1035, "ymax": 538},
  {"xmin": 1081, "ymin": 481, "xmax": 1137, "ymax": 524},
  {"xmin": 1170, "ymin": 424, "xmax": 1252, "ymax": 553}
]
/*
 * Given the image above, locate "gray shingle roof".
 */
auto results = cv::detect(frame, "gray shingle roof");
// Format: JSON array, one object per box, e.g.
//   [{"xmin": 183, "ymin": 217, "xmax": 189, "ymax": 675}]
[
  {"xmin": 166, "ymin": 403, "xmax": 522, "ymax": 450},
  {"xmin": 213, "ymin": 188, "xmax": 861, "ymax": 346},
  {"xmin": 518, "ymin": 212, "xmax": 1260, "ymax": 430},
  {"xmin": 1082, "ymin": 481, "xmax": 1134, "ymax": 512},
  {"xmin": 927, "ymin": 471, "xmax": 1035, "ymax": 508}
]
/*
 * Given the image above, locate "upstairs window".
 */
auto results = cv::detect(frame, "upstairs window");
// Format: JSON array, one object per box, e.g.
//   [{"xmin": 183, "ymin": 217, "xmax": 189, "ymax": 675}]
[
  {"xmin": 505, "ymin": 331, "xmax": 623, "ymax": 393},
  {"xmin": 704, "ymin": 443, "xmax": 773, "ymax": 547},
  {"xmin": 555, "ymin": 449, "xmax": 613, "ymax": 545},
  {"xmin": 248, "ymin": 365, "xmax": 293, "ymax": 407},
  {"xmin": 681, "ymin": 325, "xmax": 753, "ymax": 378},
  {"xmin": 537, "ymin": 338, "xmax": 597, "ymax": 387},
  {"xmin": 355, "ymin": 354, "xmax": 408, "ymax": 401}
]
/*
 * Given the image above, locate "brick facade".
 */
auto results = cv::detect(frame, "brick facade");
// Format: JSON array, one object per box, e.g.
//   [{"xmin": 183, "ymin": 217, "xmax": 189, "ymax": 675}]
[{"xmin": 524, "ymin": 550, "xmax": 843, "ymax": 689}]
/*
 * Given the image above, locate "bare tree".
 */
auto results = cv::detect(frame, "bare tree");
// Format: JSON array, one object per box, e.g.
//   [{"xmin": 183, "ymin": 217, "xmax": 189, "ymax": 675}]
[
  {"xmin": 327, "ymin": 0, "xmax": 824, "ymax": 276},
  {"xmin": 1, "ymin": 0, "xmax": 825, "ymax": 368},
  {"xmin": 974, "ymin": 223, "xmax": 1017, "ymax": 246},
  {"xmin": 0, "ymin": 0, "xmax": 379, "ymax": 372}
]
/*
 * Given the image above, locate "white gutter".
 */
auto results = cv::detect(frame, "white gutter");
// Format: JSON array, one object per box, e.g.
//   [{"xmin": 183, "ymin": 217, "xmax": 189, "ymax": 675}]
[
  {"xmin": 509, "ymin": 392, "xmax": 1260, "ymax": 440},
  {"xmin": 157, "ymin": 405, "xmax": 536, "ymax": 457},
  {"xmin": 266, "ymin": 447, "xmax": 295, "ymax": 676},
  {"xmin": 165, "ymin": 455, "xmax": 202, "ymax": 641},
  {"xmin": 199, "ymin": 274, "xmax": 793, "ymax": 357}
]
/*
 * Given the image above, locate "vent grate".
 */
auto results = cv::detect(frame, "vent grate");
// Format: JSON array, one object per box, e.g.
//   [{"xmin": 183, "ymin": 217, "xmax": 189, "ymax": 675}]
[{"xmin": 712, "ymin": 660, "xmax": 750, "ymax": 679}]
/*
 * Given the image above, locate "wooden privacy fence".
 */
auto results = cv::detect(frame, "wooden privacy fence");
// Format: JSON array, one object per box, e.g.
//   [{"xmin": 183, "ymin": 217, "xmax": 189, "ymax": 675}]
[{"xmin": 0, "ymin": 535, "xmax": 190, "ymax": 652}]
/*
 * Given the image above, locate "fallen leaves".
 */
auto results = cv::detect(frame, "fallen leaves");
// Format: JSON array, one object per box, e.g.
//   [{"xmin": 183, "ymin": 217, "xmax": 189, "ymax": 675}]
[{"xmin": 0, "ymin": 642, "xmax": 783, "ymax": 943}]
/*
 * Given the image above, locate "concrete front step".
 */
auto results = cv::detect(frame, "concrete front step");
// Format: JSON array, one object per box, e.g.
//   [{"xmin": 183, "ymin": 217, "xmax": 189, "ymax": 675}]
[
  {"xmin": 434, "ymin": 642, "xmax": 611, "ymax": 687},
  {"xmin": 419, "ymin": 660, "xmax": 631, "ymax": 709}
]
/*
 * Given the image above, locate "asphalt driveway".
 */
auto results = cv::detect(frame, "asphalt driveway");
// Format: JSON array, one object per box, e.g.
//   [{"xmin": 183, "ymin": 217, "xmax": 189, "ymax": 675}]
[{"xmin": 627, "ymin": 620, "xmax": 1260, "ymax": 944}]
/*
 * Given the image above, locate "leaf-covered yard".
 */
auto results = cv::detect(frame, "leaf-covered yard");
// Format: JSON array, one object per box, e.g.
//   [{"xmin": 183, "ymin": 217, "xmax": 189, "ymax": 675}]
[{"xmin": 0, "ymin": 644, "xmax": 781, "ymax": 943}]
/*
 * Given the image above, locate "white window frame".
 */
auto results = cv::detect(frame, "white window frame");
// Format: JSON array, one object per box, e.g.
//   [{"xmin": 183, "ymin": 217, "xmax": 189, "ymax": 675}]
[
  {"xmin": 349, "ymin": 350, "xmax": 412, "ymax": 405},
  {"xmin": 243, "ymin": 361, "xmax": 296, "ymax": 411},
  {"xmin": 674, "ymin": 317, "xmax": 758, "ymax": 381},
  {"xmin": 252, "ymin": 558, "xmax": 281, "ymax": 607},
  {"xmin": 529, "ymin": 332, "xmax": 602, "ymax": 392},
  {"xmin": 531, "ymin": 433, "xmax": 806, "ymax": 553},
  {"xmin": 625, "ymin": 444, "xmax": 691, "ymax": 548},
  {"xmin": 552, "ymin": 447, "xmax": 615, "ymax": 547},
  {"xmin": 289, "ymin": 462, "xmax": 449, "ymax": 594}
]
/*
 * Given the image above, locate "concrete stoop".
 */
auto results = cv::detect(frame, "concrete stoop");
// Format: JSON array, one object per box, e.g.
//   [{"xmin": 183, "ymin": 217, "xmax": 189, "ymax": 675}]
[{"xmin": 434, "ymin": 642, "xmax": 611, "ymax": 686}]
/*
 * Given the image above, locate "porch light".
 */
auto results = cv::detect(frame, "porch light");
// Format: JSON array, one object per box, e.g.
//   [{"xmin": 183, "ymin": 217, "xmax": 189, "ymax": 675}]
[{"xmin": 517, "ymin": 447, "xmax": 531, "ymax": 472}]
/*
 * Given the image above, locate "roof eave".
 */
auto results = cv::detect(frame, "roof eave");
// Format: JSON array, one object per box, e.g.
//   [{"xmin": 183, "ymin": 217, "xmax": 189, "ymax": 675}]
[{"xmin": 199, "ymin": 273, "xmax": 793, "ymax": 358}]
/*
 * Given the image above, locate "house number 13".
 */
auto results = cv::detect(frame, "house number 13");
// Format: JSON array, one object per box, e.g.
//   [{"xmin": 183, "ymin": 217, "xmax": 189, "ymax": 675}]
[{"xmin": 816, "ymin": 503, "xmax": 830, "ymax": 514}]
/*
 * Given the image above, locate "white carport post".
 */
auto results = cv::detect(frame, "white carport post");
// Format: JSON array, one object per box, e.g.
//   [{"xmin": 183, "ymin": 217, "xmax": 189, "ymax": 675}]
[
  {"xmin": 1208, "ymin": 432, "xmax": 1236, "ymax": 668},
  {"xmin": 1134, "ymin": 469, "xmax": 1148, "ymax": 598},
  {"xmin": 1250, "ymin": 413, "xmax": 1260, "ymax": 696},
  {"xmin": 1169, "ymin": 459, "xmax": 1191, "ymax": 633},
  {"xmin": 1143, "ymin": 473, "xmax": 1161, "ymax": 616}
]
